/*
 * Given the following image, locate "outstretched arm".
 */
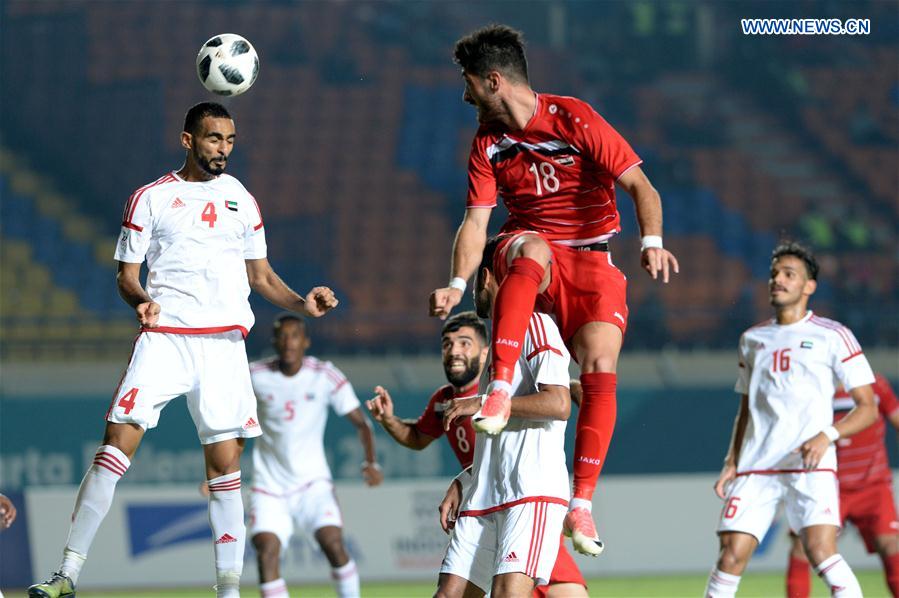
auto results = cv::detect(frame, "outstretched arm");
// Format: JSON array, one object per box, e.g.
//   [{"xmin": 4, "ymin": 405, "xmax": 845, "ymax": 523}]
[
  {"xmin": 429, "ymin": 208, "xmax": 492, "ymax": 320},
  {"xmin": 245, "ymin": 257, "xmax": 338, "ymax": 317},
  {"xmin": 366, "ymin": 386, "xmax": 438, "ymax": 450},
  {"xmin": 617, "ymin": 166, "xmax": 679, "ymax": 283},
  {"xmin": 117, "ymin": 261, "xmax": 160, "ymax": 328},
  {"xmin": 345, "ymin": 407, "xmax": 382, "ymax": 486}
]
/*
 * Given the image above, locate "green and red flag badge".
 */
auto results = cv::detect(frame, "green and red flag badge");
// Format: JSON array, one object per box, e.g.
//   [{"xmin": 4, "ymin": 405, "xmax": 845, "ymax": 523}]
[{"xmin": 225, "ymin": 200, "xmax": 238, "ymax": 212}]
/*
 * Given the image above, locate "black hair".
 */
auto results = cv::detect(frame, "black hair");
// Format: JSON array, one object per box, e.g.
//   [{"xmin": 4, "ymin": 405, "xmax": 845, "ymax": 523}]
[
  {"xmin": 771, "ymin": 241, "xmax": 819, "ymax": 280},
  {"xmin": 273, "ymin": 312, "xmax": 306, "ymax": 334},
  {"xmin": 453, "ymin": 24, "xmax": 529, "ymax": 84},
  {"xmin": 475, "ymin": 234, "xmax": 503, "ymax": 287},
  {"xmin": 442, "ymin": 310, "xmax": 489, "ymax": 346},
  {"xmin": 183, "ymin": 102, "xmax": 232, "ymax": 135}
]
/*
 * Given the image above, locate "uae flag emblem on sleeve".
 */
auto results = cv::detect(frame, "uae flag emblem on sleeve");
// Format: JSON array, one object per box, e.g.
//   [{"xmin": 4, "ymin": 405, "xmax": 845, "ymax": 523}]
[{"xmin": 225, "ymin": 200, "xmax": 238, "ymax": 212}]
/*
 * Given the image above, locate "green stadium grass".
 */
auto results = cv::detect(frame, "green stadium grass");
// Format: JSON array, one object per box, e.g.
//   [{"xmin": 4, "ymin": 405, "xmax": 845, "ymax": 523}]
[{"xmin": 63, "ymin": 570, "xmax": 890, "ymax": 597}]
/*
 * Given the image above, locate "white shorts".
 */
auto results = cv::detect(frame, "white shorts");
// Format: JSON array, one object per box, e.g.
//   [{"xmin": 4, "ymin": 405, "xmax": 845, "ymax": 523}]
[
  {"xmin": 248, "ymin": 479, "xmax": 344, "ymax": 548},
  {"xmin": 718, "ymin": 472, "xmax": 841, "ymax": 541},
  {"xmin": 440, "ymin": 500, "xmax": 565, "ymax": 590},
  {"xmin": 106, "ymin": 331, "xmax": 261, "ymax": 445}
]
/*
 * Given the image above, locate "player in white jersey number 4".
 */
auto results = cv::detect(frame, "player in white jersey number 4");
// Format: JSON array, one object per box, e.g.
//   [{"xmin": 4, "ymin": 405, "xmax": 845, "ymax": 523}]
[
  {"xmin": 29, "ymin": 103, "xmax": 338, "ymax": 598},
  {"xmin": 435, "ymin": 236, "xmax": 574, "ymax": 598},
  {"xmin": 705, "ymin": 242, "xmax": 877, "ymax": 598},
  {"xmin": 248, "ymin": 314, "xmax": 381, "ymax": 598}
]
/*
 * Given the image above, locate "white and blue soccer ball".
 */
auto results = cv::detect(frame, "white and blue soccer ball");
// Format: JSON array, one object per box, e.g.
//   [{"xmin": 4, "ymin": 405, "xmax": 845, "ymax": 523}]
[{"xmin": 196, "ymin": 33, "xmax": 259, "ymax": 96}]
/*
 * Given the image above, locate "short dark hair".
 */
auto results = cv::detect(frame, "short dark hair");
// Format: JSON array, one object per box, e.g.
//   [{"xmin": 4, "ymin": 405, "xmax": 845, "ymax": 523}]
[
  {"xmin": 273, "ymin": 312, "xmax": 306, "ymax": 334},
  {"xmin": 442, "ymin": 310, "xmax": 489, "ymax": 346},
  {"xmin": 771, "ymin": 241, "xmax": 819, "ymax": 280},
  {"xmin": 475, "ymin": 234, "xmax": 504, "ymax": 291},
  {"xmin": 453, "ymin": 24, "xmax": 529, "ymax": 84},
  {"xmin": 183, "ymin": 102, "xmax": 232, "ymax": 135}
]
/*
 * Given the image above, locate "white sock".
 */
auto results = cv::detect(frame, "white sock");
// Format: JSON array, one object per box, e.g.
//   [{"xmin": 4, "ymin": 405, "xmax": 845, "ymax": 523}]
[
  {"xmin": 62, "ymin": 445, "xmax": 131, "ymax": 583},
  {"xmin": 208, "ymin": 471, "xmax": 245, "ymax": 575},
  {"xmin": 215, "ymin": 570, "xmax": 241, "ymax": 598},
  {"xmin": 570, "ymin": 498, "xmax": 592, "ymax": 512},
  {"xmin": 260, "ymin": 578, "xmax": 289, "ymax": 598},
  {"xmin": 331, "ymin": 559, "xmax": 360, "ymax": 598},
  {"xmin": 704, "ymin": 568, "xmax": 741, "ymax": 598},
  {"xmin": 816, "ymin": 554, "xmax": 862, "ymax": 598}
]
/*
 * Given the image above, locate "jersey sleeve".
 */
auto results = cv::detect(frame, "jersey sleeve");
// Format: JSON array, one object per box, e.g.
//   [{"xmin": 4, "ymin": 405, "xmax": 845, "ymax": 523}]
[
  {"xmin": 244, "ymin": 194, "xmax": 267, "ymax": 260},
  {"xmin": 523, "ymin": 314, "xmax": 571, "ymax": 388},
  {"xmin": 414, "ymin": 390, "xmax": 447, "ymax": 439},
  {"xmin": 829, "ymin": 326, "xmax": 875, "ymax": 391},
  {"xmin": 325, "ymin": 364, "xmax": 360, "ymax": 417},
  {"xmin": 114, "ymin": 188, "xmax": 154, "ymax": 263},
  {"xmin": 465, "ymin": 133, "xmax": 498, "ymax": 209},
  {"xmin": 568, "ymin": 100, "xmax": 642, "ymax": 180},
  {"xmin": 874, "ymin": 375, "xmax": 899, "ymax": 418},
  {"xmin": 734, "ymin": 335, "xmax": 750, "ymax": 395}
]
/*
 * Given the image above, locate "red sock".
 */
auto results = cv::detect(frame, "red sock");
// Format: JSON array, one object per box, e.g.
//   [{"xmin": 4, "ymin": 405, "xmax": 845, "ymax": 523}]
[
  {"xmin": 490, "ymin": 257, "xmax": 545, "ymax": 384},
  {"xmin": 572, "ymin": 372, "xmax": 617, "ymax": 500},
  {"xmin": 883, "ymin": 552, "xmax": 899, "ymax": 597},
  {"xmin": 786, "ymin": 556, "xmax": 811, "ymax": 598}
]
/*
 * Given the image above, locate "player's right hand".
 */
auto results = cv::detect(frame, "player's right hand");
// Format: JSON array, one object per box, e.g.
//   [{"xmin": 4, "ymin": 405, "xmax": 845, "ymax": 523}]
[
  {"xmin": 714, "ymin": 462, "xmax": 737, "ymax": 500},
  {"xmin": 366, "ymin": 386, "xmax": 394, "ymax": 422},
  {"xmin": 0, "ymin": 494, "xmax": 17, "ymax": 529},
  {"xmin": 304, "ymin": 286, "xmax": 339, "ymax": 317},
  {"xmin": 136, "ymin": 301, "xmax": 161, "ymax": 328},
  {"xmin": 429, "ymin": 287, "xmax": 463, "ymax": 320},
  {"xmin": 438, "ymin": 479, "xmax": 463, "ymax": 534}
]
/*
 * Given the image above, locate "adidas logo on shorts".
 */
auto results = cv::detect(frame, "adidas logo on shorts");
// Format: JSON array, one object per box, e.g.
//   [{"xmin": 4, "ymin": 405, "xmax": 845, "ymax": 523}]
[
  {"xmin": 244, "ymin": 417, "xmax": 259, "ymax": 429},
  {"xmin": 503, "ymin": 551, "xmax": 519, "ymax": 563}
]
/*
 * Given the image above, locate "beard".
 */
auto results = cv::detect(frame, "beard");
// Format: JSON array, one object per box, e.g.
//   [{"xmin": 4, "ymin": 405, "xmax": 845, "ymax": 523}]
[
  {"xmin": 443, "ymin": 356, "xmax": 481, "ymax": 389},
  {"xmin": 195, "ymin": 150, "xmax": 226, "ymax": 175}
]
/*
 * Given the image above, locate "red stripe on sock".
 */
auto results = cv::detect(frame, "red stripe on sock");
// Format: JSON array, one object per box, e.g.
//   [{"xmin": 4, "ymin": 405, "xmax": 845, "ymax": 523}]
[{"xmin": 93, "ymin": 454, "xmax": 127, "ymax": 476}]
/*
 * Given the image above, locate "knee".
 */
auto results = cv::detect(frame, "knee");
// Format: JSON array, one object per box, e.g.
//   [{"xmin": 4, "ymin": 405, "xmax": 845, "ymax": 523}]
[
  {"xmin": 717, "ymin": 546, "xmax": 750, "ymax": 574},
  {"xmin": 318, "ymin": 533, "xmax": 349, "ymax": 566},
  {"xmin": 803, "ymin": 541, "xmax": 835, "ymax": 567},
  {"xmin": 510, "ymin": 235, "xmax": 552, "ymax": 268},
  {"xmin": 580, "ymin": 354, "xmax": 618, "ymax": 374},
  {"xmin": 253, "ymin": 537, "xmax": 281, "ymax": 566},
  {"xmin": 877, "ymin": 534, "xmax": 899, "ymax": 557}
]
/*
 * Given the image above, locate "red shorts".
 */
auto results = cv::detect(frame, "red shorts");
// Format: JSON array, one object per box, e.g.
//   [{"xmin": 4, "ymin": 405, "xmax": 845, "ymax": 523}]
[
  {"xmin": 495, "ymin": 231, "xmax": 628, "ymax": 345},
  {"xmin": 533, "ymin": 535, "xmax": 587, "ymax": 597},
  {"xmin": 840, "ymin": 481, "xmax": 899, "ymax": 553}
]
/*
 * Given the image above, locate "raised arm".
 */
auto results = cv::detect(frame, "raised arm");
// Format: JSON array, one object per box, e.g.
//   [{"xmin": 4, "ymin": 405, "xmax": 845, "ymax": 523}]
[
  {"xmin": 715, "ymin": 394, "xmax": 749, "ymax": 499},
  {"xmin": 245, "ymin": 257, "xmax": 337, "ymax": 317},
  {"xmin": 429, "ymin": 208, "xmax": 492, "ymax": 320},
  {"xmin": 116, "ymin": 261, "xmax": 159, "ymax": 328},
  {"xmin": 366, "ymin": 386, "xmax": 438, "ymax": 450},
  {"xmin": 617, "ymin": 166, "xmax": 679, "ymax": 283},
  {"xmin": 344, "ymin": 407, "xmax": 382, "ymax": 486}
]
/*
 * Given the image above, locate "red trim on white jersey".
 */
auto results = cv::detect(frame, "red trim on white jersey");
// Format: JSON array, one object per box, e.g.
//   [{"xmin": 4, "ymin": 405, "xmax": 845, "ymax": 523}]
[
  {"xmin": 809, "ymin": 315, "xmax": 861, "ymax": 356},
  {"xmin": 840, "ymin": 351, "xmax": 864, "ymax": 363},
  {"xmin": 123, "ymin": 173, "xmax": 176, "ymax": 228},
  {"xmin": 143, "ymin": 325, "xmax": 249, "ymax": 338},
  {"xmin": 122, "ymin": 221, "xmax": 144, "ymax": 232},
  {"xmin": 250, "ymin": 477, "xmax": 332, "ymax": 498},
  {"xmin": 526, "ymin": 501, "xmax": 549, "ymax": 577},
  {"xmin": 106, "ymin": 333, "xmax": 143, "ymax": 420},
  {"xmin": 250, "ymin": 194, "xmax": 264, "ymax": 231},
  {"xmin": 736, "ymin": 468, "xmax": 837, "ymax": 476},
  {"xmin": 459, "ymin": 495, "xmax": 568, "ymax": 518}
]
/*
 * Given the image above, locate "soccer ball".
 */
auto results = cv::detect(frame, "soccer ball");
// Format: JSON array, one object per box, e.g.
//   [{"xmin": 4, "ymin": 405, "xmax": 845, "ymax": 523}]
[{"xmin": 196, "ymin": 33, "xmax": 259, "ymax": 96}]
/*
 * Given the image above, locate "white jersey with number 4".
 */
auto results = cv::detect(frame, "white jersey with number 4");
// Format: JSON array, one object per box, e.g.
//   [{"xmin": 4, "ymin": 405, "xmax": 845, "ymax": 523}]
[
  {"xmin": 735, "ymin": 311, "xmax": 875, "ymax": 473},
  {"xmin": 250, "ymin": 356, "xmax": 360, "ymax": 495},
  {"xmin": 460, "ymin": 313, "xmax": 571, "ymax": 515},
  {"xmin": 114, "ymin": 171, "xmax": 267, "ymax": 336}
]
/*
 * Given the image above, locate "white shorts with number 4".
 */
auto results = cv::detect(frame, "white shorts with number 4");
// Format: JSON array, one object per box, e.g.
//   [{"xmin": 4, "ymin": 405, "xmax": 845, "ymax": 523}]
[
  {"xmin": 717, "ymin": 471, "xmax": 841, "ymax": 541},
  {"xmin": 106, "ymin": 330, "xmax": 261, "ymax": 445},
  {"xmin": 440, "ymin": 500, "xmax": 565, "ymax": 590},
  {"xmin": 248, "ymin": 479, "xmax": 344, "ymax": 548}
]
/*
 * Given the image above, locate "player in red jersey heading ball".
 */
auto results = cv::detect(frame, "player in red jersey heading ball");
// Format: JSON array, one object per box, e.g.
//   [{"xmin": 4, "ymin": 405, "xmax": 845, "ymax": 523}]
[{"xmin": 429, "ymin": 25, "xmax": 678, "ymax": 555}]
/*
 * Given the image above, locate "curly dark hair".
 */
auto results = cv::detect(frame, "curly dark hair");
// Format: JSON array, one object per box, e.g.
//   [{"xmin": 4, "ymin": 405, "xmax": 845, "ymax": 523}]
[
  {"xmin": 453, "ymin": 24, "xmax": 529, "ymax": 83},
  {"xmin": 771, "ymin": 241, "xmax": 819, "ymax": 280}
]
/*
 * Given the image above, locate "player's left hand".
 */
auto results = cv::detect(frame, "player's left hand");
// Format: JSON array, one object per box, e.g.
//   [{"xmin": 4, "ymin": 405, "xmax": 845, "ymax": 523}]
[
  {"xmin": 303, "ymin": 286, "xmax": 338, "ymax": 317},
  {"xmin": 443, "ymin": 395, "xmax": 482, "ymax": 431},
  {"xmin": 799, "ymin": 433, "xmax": 830, "ymax": 470},
  {"xmin": 362, "ymin": 462, "xmax": 383, "ymax": 487},
  {"xmin": 641, "ymin": 247, "xmax": 679, "ymax": 283},
  {"xmin": 0, "ymin": 494, "xmax": 17, "ymax": 529},
  {"xmin": 438, "ymin": 479, "xmax": 463, "ymax": 534}
]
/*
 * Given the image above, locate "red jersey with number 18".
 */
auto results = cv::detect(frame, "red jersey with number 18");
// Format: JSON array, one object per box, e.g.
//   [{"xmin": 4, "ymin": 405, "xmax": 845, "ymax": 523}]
[{"xmin": 466, "ymin": 93, "xmax": 642, "ymax": 243}]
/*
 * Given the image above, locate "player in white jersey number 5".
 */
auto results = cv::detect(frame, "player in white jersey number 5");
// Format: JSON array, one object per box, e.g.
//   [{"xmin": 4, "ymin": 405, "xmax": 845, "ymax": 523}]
[
  {"xmin": 705, "ymin": 242, "xmax": 876, "ymax": 598},
  {"xmin": 29, "ymin": 102, "xmax": 338, "ymax": 598},
  {"xmin": 435, "ymin": 236, "xmax": 573, "ymax": 598},
  {"xmin": 248, "ymin": 314, "xmax": 381, "ymax": 598}
]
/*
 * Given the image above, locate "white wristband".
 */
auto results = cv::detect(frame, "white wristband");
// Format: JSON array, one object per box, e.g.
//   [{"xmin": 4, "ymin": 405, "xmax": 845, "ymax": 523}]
[
  {"xmin": 822, "ymin": 426, "xmax": 840, "ymax": 443},
  {"xmin": 361, "ymin": 461, "xmax": 382, "ymax": 470},
  {"xmin": 448, "ymin": 277, "xmax": 467, "ymax": 293},
  {"xmin": 641, "ymin": 235, "xmax": 663, "ymax": 251}
]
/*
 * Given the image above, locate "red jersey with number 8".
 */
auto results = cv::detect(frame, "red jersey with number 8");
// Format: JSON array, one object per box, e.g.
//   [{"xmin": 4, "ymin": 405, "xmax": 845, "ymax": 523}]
[
  {"xmin": 466, "ymin": 93, "xmax": 642, "ymax": 242},
  {"xmin": 415, "ymin": 383, "xmax": 477, "ymax": 468}
]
